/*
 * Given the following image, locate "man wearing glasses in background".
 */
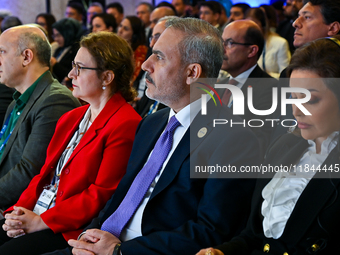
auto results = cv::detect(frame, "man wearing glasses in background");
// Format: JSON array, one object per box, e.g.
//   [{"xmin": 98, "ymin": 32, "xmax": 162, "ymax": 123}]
[{"xmin": 219, "ymin": 20, "xmax": 277, "ymax": 158}]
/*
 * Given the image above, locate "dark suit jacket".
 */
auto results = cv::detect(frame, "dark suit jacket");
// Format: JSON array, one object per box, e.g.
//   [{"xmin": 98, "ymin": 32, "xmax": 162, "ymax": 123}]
[
  {"xmin": 0, "ymin": 84, "xmax": 14, "ymax": 127},
  {"xmin": 52, "ymin": 43, "xmax": 79, "ymax": 82},
  {"xmin": 80, "ymin": 103, "xmax": 261, "ymax": 255},
  {"xmin": 219, "ymin": 65, "xmax": 278, "ymax": 157},
  {"xmin": 5, "ymin": 93, "xmax": 141, "ymax": 241},
  {"xmin": 269, "ymin": 67, "xmax": 294, "ymax": 144},
  {"xmin": 276, "ymin": 19, "xmax": 295, "ymax": 55},
  {"xmin": 0, "ymin": 71, "xmax": 80, "ymax": 210},
  {"xmin": 216, "ymin": 134, "xmax": 340, "ymax": 255}
]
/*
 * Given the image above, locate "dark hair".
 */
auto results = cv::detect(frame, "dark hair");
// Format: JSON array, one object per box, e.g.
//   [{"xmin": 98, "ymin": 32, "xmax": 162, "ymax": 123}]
[
  {"xmin": 106, "ymin": 2, "xmax": 124, "ymax": 14},
  {"xmin": 137, "ymin": 2, "xmax": 154, "ymax": 13},
  {"xmin": 232, "ymin": 3, "xmax": 251, "ymax": 15},
  {"xmin": 67, "ymin": 1, "xmax": 86, "ymax": 24},
  {"xmin": 35, "ymin": 13, "xmax": 56, "ymax": 43},
  {"xmin": 52, "ymin": 18, "xmax": 83, "ymax": 48},
  {"xmin": 80, "ymin": 32, "xmax": 136, "ymax": 101},
  {"xmin": 272, "ymin": 1, "xmax": 284, "ymax": 11},
  {"xmin": 305, "ymin": 0, "xmax": 340, "ymax": 26},
  {"xmin": 244, "ymin": 23, "xmax": 265, "ymax": 60},
  {"xmin": 287, "ymin": 35, "xmax": 340, "ymax": 78},
  {"xmin": 260, "ymin": 4, "xmax": 278, "ymax": 29},
  {"xmin": 124, "ymin": 16, "xmax": 146, "ymax": 51},
  {"xmin": 245, "ymin": 8, "xmax": 269, "ymax": 37},
  {"xmin": 1, "ymin": 16, "xmax": 22, "ymax": 32},
  {"xmin": 67, "ymin": 1, "xmax": 85, "ymax": 15},
  {"xmin": 199, "ymin": 1, "xmax": 222, "ymax": 15},
  {"xmin": 156, "ymin": 2, "xmax": 178, "ymax": 16},
  {"xmin": 91, "ymin": 13, "xmax": 117, "ymax": 32},
  {"xmin": 287, "ymin": 35, "xmax": 340, "ymax": 137}
]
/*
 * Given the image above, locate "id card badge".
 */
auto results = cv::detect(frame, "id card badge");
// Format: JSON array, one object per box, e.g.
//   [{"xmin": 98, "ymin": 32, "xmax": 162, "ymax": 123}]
[{"xmin": 33, "ymin": 189, "xmax": 56, "ymax": 215}]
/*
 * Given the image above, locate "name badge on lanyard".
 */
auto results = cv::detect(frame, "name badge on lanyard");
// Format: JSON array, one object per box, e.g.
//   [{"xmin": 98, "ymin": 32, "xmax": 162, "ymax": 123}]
[
  {"xmin": 33, "ymin": 188, "xmax": 56, "ymax": 215},
  {"xmin": 0, "ymin": 111, "xmax": 14, "ymax": 152}
]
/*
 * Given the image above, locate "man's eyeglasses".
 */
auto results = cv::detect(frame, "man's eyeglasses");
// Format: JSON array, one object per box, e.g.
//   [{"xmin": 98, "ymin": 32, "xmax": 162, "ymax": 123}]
[
  {"xmin": 72, "ymin": 61, "xmax": 101, "ymax": 76},
  {"xmin": 223, "ymin": 38, "xmax": 253, "ymax": 49},
  {"xmin": 149, "ymin": 33, "xmax": 161, "ymax": 43}
]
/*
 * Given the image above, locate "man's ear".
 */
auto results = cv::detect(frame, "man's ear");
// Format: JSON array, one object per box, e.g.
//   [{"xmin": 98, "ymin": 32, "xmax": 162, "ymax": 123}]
[
  {"xmin": 101, "ymin": 70, "xmax": 115, "ymax": 86},
  {"xmin": 22, "ymin": 49, "xmax": 34, "ymax": 67},
  {"xmin": 248, "ymin": 45, "xmax": 259, "ymax": 59},
  {"xmin": 186, "ymin": 63, "xmax": 202, "ymax": 84},
  {"xmin": 327, "ymin": 21, "xmax": 340, "ymax": 36}
]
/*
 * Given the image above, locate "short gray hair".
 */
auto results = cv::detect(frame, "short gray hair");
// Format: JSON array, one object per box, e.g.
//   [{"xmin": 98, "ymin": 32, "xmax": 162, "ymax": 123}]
[
  {"xmin": 158, "ymin": 15, "xmax": 179, "ymax": 23},
  {"xmin": 89, "ymin": 2, "xmax": 104, "ymax": 12},
  {"xmin": 17, "ymin": 31, "xmax": 51, "ymax": 67},
  {"xmin": 165, "ymin": 18, "xmax": 223, "ymax": 78}
]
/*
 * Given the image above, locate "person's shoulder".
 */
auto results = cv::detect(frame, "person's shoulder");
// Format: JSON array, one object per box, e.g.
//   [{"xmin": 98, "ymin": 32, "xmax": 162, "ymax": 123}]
[
  {"xmin": 265, "ymin": 133, "xmax": 304, "ymax": 159},
  {"xmin": 137, "ymin": 107, "xmax": 170, "ymax": 129},
  {"xmin": 249, "ymin": 66, "xmax": 277, "ymax": 86},
  {"xmin": 49, "ymin": 80, "xmax": 74, "ymax": 95},
  {"xmin": 143, "ymin": 107, "xmax": 170, "ymax": 121},
  {"xmin": 31, "ymin": 74, "xmax": 79, "ymax": 107},
  {"xmin": 269, "ymin": 34, "xmax": 289, "ymax": 45},
  {"xmin": 111, "ymin": 100, "xmax": 142, "ymax": 124}
]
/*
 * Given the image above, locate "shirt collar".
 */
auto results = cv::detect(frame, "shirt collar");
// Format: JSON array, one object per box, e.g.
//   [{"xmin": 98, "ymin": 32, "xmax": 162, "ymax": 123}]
[
  {"xmin": 230, "ymin": 64, "xmax": 257, "ymax": 88},
  {"xmin": 13, "ymin": 71, "xmax": 48, "ymax": 107},
  {"xmin": 168, "ymin": 98, "xmax": 201, "ymax": 130},
  {"xmin": 307, "ymin": 131, "xmax": 339, "ymax": 155}
]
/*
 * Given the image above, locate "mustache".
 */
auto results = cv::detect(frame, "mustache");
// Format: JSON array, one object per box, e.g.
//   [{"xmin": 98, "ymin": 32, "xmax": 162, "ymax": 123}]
[{"xmin": 145, "ymin": 72, "xmax": 155, "ymax": 85}]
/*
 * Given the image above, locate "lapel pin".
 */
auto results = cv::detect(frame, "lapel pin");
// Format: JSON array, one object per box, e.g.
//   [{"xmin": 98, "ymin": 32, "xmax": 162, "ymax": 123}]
[{"xmin": 197, "ymin": 127, "xmax": 207, "ymax": 138}]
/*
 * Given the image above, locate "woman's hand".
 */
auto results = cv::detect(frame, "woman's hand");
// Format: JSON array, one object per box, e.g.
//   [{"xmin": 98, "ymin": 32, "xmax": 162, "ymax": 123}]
[
  {"xmin": 196, "ymin": 248, "xmax": 225, "ymax": 255},
  {"xmin": 2, "ymin": 207, "xmax": 25, "ymax": 237},
  {"xmin": 3, "ymin": 206, "xmax": 49, "ymax": 237}
]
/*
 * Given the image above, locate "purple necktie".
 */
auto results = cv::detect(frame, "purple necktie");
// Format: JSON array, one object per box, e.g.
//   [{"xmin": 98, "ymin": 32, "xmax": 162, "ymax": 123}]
[{"xmin": 101, "ymin": 115, "xmax": 181, "ymax": 238}]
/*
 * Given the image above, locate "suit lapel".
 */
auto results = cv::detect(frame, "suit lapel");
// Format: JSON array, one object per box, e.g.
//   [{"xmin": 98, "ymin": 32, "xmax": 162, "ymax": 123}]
[
  {"xmin": 150, "ymin": 99, "xmax": 217, "ymax": 199},
  {"xmin": 62, "ymin": 93, "xmax": 126, "ymax": 166},
  {"xmin": 281, "ymin": 147, "xmax": 340, "ymax": 244},
  {"xmin": 101, "ymin": 109, "xmax": 169, "ymax": 221}
]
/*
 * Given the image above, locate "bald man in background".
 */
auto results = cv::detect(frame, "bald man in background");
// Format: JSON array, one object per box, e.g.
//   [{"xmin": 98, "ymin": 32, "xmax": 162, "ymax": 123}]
[{"xmin": 0, "ymin": 25, "xmax": 80, "ymax": 210}]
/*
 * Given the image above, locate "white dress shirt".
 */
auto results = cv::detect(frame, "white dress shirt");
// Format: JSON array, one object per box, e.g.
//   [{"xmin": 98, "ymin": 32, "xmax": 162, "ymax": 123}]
[
  {"xmin": 262, "ymin": 131, "xmax": 339, "ymax": 239},
  {"xmin": 120, "ymin": 99, "xmax": 201, "ymax": 241}
]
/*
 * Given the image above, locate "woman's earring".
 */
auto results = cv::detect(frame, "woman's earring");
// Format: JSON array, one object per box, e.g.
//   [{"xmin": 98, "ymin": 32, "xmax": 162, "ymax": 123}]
[{"xmin": 102, "ymin": 86, "xmax": 106, "ymax": 90}]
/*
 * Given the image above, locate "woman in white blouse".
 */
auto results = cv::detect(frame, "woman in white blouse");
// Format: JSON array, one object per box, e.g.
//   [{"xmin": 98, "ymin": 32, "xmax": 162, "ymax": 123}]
[
  {"xmin": 196, "ymin": 36, "xmax": 340, "ymax": 255},
  {"xmin": 246, "ymin": 8, "xmax": 291, "ymax": 79}
]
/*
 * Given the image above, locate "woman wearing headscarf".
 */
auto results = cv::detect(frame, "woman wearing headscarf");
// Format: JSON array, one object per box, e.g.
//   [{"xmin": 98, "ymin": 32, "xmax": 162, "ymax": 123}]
[{"xmin": 50, "ymin": 18, "xmax": 83, "ymax": 82}]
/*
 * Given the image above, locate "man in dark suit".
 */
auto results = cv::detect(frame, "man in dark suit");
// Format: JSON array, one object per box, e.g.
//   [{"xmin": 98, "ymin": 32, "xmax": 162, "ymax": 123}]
[
  {"xmin": 0, "ymin": 84, "xmax": 14, "ymax": 127},
  {"xmin": 220, "ymin": 19, "xmax": 277, "ymax": 157},
  {"xmin": 44, "ymin": 18, "xmax": 260, "ymax": 255},
  {"xmin": 271, "ymin": 0, "xmax": 340, "ymax": 143},
  {"xmin": 0, "ymin": 25, "xmax": 80, "ymax": 210}
]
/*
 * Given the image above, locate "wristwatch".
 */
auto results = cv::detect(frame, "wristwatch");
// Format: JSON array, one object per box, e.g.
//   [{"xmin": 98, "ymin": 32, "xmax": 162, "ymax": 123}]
[{"xmin": 113, "ymin": 243, "xmax": 121, "ymax": 255}]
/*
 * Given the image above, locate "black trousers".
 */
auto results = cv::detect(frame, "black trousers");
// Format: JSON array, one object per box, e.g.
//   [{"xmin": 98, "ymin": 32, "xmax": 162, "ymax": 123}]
[
  {"xmin": 0, "ymin": 219, "xmax": 69, "ymax": 255},
  {"xmin": 42, "ymin": 247, "xmax": 73, "ymax": 255}
]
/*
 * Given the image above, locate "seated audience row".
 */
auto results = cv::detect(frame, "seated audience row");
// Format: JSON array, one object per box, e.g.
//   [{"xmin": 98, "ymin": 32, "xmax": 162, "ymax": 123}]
[
  {"xmin": 0, "ymin": 0, "xmax": 340, "ymax": 254},
  {"xmin": 0, "ymin": 27, "xmax": 140, "ymax": 255},
  {"xmin": 197, "ymin": 35, "xmax": 340, "ymax": 255}
]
